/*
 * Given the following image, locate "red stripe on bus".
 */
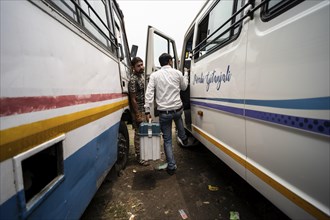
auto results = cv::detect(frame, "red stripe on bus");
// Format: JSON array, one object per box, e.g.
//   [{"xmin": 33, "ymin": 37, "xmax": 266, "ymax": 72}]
[{"xmin": 0, "ymin": 93, "xmax": 127, "ymax": 116}]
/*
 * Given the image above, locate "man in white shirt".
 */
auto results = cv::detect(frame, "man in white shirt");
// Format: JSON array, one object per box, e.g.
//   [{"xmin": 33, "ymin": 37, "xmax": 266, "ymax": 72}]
[{"xmin": 144, "ymin": 53, "xmax": 189, "ymax": 175}]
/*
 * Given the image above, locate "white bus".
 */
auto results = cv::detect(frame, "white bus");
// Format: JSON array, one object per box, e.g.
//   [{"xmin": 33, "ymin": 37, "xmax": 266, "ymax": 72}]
[
  {"xmin": 145, "ymin": 0, "xmax": 330, "ymax": 219},
  {"xmin": 0, "ymin": 0, "xmax": 132, "ymax": 219}
]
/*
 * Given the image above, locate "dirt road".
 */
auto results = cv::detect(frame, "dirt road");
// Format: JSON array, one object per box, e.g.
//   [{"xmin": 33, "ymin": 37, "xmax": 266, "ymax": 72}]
[{"xmin": 81, "ymin": 125, "xmax": 289, "ymax": 220}]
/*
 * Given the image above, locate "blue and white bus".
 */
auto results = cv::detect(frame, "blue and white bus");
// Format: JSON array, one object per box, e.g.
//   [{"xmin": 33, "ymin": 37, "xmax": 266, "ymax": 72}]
[
  {"xmin": 145, "ymin": 0, "xmax": 330, "ymax": 219},
  {"xmin": 0, "ymin": 0, "xmax": 132, "ymax": 219}
]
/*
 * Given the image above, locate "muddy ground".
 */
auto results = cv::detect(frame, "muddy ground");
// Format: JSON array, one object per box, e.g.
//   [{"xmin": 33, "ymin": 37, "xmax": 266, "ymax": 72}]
[{"xmin": 81, "ymin": 124, "xmax": 289, "ymax": 220}]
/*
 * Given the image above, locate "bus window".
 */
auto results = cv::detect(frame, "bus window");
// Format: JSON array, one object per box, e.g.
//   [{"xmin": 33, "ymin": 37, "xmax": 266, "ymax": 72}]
[
  {"xmin": 182, "ymin": 28, "xmax": 194, "ymax": 71},
  {"xmin": 48, "ymin": 0, "xmax": 117, "ymax": 53},
  {"xmin": 195, "ymin": 16, "xmax": 208, "ymax": 58},
  {"xmin": 153, "ymin": 33, "xmax": 177, "ymax": 70},
  {"xmin": 206, "ymin": 1, "xmax": 233, "ymax": 50},
  {"xmin": 194, "ymin": 0, "xmax": 243, "ymax": 60},
  {"xmin": 51, "ymin": 0, "xmax": 78, "ymax": 21},
  {"xmin": 22, "ymin": 142, "xmax": 64, "ymax": 205},
  {"xmin": 114, "ymin": 13, "xmax": 131, "ymax": 92},
  {"xmin": 13, "ymin": 135, "xmax": 65, "ymax": 211},
  {"xmin": 80, "ymin": 0, "xmax": 109, "ymax": 46},
  {"xmin": 261, "ymin": 0, "xmax": 304, "ymax": 21}
]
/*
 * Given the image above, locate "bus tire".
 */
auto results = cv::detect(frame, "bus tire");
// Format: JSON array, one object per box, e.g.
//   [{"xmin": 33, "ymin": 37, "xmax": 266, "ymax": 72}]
[{"xmin": 115, "ymin": 121, "xmax": 129, "ymax": 175}]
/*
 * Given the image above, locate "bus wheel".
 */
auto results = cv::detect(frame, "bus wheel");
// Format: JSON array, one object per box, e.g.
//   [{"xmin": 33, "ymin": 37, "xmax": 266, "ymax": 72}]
[{"xmin": 115, "ymin": 121, "xmax": 129, "ymax": 175}]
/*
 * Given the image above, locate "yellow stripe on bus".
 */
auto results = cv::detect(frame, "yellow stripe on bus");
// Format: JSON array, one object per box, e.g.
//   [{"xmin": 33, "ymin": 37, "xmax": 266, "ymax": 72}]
[
  {"xmin": 192, "ymin": 125, "xmax": 329, "ymax": 220},
  {"xmin": 0, "ymin": 99, "xmax": 128, "ymax": 162}
]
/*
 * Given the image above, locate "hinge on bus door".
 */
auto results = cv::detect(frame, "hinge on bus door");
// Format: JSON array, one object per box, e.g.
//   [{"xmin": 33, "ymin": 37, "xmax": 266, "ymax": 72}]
[
  {"xmin": 240, "ymin": 0, "xmax": 255, "ymax": 23},
  {"xmin": 233, "ymin": 0, "xmax": 255, "ymax": 26},
  {"xmin": 246, "ymin": 0, "xmax": 270, "ymax": 21},
  {"xmin": 246, "ymin": 0, "xmax": 255, "ymax": 20}
]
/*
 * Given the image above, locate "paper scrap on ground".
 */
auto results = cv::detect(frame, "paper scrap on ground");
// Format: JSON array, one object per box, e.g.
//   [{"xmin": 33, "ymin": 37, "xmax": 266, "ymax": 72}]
[
  {"xmin": 208, "ymin": 185, "xmax": 219, "ymax": 191},
  {"xmin": 179, "ymin": 209, "xmax": 188, "ymax": 219}
]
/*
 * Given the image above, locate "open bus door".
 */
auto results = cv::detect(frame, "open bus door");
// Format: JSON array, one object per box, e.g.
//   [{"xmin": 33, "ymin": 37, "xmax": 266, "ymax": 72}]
[
  {"xmin": 145, "ymin": 26, "xmax": 197, "ymax": 146},
  {"xmin": 145, "ymin": 26, "xmax": 195, "ymax": 139},
  {"xmin": 144, "ymin": 26, "xmax": 180, "ymax": 121}
]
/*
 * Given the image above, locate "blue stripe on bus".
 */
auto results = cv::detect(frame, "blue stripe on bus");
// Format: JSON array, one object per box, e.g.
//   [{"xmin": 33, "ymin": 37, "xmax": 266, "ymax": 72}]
[
  {"xmin": 246, "ymin": 97, "xmax": 330, "ymax": 110},
  {"xmin": 0, "ymin": 194, "xmax": 19, "ymax": 219},
  {"xmin": 192, "ymin": 97, "xmax": 245, "ymax": 104},
  {"xmin": 0, "ymin": 122, "xmax": 119, "ymax": 220},
  {"xmin": 191, "ymin": 100, "xmax": 244, "ymax": 116},
  {"xmin": 192, "ymin": 97, "xmax": 330, "ymax": 110},
  {"xmin": 191, "ymin": 100, "xmax": 330, "ymax": 136}
]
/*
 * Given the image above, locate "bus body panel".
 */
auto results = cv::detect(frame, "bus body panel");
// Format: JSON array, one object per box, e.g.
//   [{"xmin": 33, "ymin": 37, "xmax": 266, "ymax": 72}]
[
  {"xmin": 0, "ymin": 0, "xmax": 131, "ymax": 218},
  {"xmin": 0, "ymin": 0, "xmax": 121, "ymax": 99},
  {"xmin": 245, "ymin": 1, "xmax": 330, "ymax": 218},
  {"xmin": 175, "ymin": 0, "xmax": 330, "ymax": 219}
]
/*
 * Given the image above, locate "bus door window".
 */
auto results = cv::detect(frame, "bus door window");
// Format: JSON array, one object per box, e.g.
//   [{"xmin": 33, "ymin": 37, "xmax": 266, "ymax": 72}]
[
  {"xmin": 153, "ymin": 33, "xmax": 177, "ymax": 70},
  {"xmin": 114, "ymin": 12, "xmax": 130, "ymax": 92}
]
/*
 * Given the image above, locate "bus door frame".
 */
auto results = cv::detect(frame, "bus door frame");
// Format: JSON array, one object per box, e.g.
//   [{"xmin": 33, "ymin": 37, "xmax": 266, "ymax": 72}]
[{"xmin": 145, "ymin": 26, "xmax": 179, "ymax": 121}]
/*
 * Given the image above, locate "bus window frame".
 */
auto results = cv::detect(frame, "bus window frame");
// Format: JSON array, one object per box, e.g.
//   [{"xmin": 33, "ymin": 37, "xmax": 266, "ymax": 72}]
[
  {"xmin": 192, "ymin": 0, "xmax": 244, "ymax": 62},
  {"xmin": 13, "ymin": 135, "xmax": 65, "ymax": 216},
  {"xmin": 260, "ymin": 0, "xmax": 305, "ymax": 22},
  {"xmin": 45, "ymin": 0, "xmax": 119, "ymax": 55},
  {"xmin": 112, "ymin": 3, "xmax": 131, "ymax": 69}
]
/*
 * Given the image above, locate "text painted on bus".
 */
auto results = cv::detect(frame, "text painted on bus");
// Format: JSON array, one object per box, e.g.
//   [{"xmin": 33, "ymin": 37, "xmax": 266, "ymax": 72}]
[{"xmin": 193, "ymin": 65, "xmax": 231, "ymax": 91}]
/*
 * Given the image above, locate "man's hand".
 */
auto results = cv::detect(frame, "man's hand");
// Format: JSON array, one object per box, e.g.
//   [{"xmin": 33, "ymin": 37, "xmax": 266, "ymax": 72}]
[{"xmin": 145, "ymin": 112, "xmax": 152, "ymax": 122}]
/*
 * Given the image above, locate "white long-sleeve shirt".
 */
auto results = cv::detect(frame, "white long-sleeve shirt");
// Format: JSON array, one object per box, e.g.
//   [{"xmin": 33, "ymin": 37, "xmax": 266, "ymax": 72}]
[{"xmin": 144, "ymin": 65, "xmax": 188, "ymax": 113}]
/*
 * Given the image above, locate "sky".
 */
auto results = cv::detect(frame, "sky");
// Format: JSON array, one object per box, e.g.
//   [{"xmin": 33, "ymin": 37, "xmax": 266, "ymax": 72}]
[{"xmin": 117, "ymin": 0, "xmax": 206, "ymax": 59}]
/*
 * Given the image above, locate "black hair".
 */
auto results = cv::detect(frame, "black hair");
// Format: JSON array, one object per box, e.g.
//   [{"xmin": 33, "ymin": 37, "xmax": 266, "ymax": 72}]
[
  {"xmin": 158, "ymin": 53, "xmax": 173, "ymax": 66},
  {"xmin": 131, "ymin": 57, "xmax": 143, "ymax": 67}
]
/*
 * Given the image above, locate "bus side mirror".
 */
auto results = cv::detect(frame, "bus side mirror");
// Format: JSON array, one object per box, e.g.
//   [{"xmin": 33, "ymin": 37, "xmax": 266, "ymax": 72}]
[{"xmin": 130, "ymin": 45, "xmax": 138, "ymax": 58}]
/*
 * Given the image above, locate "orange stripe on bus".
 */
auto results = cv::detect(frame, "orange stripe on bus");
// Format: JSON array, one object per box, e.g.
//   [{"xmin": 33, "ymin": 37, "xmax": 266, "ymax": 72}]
[
  {"xmin": 192, "ymin": 125, "xmax": 329, "ymax": 220},
  {"xmin": 0, "ymin": 99, "xmax": 128, "ymax": 162}
]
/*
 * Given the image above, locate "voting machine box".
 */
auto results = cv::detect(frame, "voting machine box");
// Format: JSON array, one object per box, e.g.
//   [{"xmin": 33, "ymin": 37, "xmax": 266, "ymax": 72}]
[{"xmin": 138, "ymin": 122, "xmax": 161, "ymax": 160}]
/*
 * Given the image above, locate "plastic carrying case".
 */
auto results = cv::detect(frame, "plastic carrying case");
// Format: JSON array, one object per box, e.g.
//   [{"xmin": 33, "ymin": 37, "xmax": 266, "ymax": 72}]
[{"xmin": 138, "ymin": 122, "xmax": 161, "ymax": 160}]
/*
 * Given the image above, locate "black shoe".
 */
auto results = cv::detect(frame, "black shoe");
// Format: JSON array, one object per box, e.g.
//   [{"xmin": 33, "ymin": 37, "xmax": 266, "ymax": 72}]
[
  {"xmin": 166, "ymin": 168, "xmax": 176, "ymax": 175},
  {"xmin": 166, "ymin": 165, "xmax": 177, "ymax": 175},
  {"xmin": 180, "ymin": 137, "xmax": 194, "ymax": 147},
  {"xmin": 183, "ymin": 138, "xmax": 188, "ymax": 145},
  {"xmin": 178, "ymin": 137, "xmax": 188, "ymax": 146}
]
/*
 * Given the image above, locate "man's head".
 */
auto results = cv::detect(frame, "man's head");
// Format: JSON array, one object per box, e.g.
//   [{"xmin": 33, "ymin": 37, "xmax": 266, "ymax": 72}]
[
  {"xmin": 131, "ymin": 57, "xmax": 144, "ymax": 74},
  {"xmin": 159, "ymin": 53, "xmax": 173, "ymax": 67}
]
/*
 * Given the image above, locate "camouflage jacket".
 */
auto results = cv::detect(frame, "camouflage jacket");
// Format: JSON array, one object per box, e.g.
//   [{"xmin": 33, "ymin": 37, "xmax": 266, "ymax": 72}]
[{"xmin": 128, "ymin": 73, "xmax": 145, "ymax": 114}]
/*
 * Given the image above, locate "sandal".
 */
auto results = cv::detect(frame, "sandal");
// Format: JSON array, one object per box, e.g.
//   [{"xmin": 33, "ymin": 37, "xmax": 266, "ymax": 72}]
[{"xmin": 138, "ymin": 159, "xmax": 150, "ymax": 166}]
